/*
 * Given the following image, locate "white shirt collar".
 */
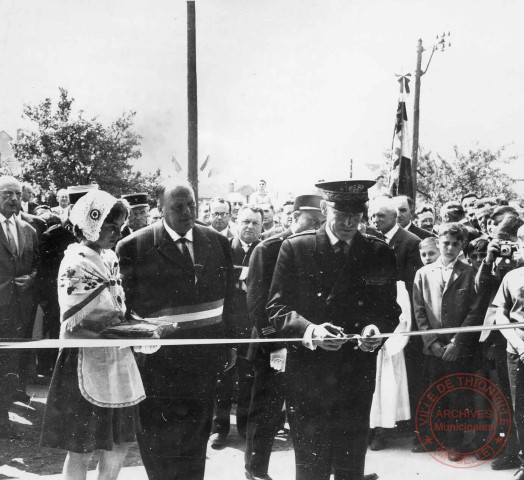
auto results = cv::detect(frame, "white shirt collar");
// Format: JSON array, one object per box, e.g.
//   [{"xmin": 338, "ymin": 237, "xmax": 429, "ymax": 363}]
[
  {"xmin": 325, "ymin": 222, "xmax": 351, "ymax": 247},
  {"xmin": 239, "ymin": 238, "xmax": 251, "ymax": 251},
  {"xmin": 163, "ymin": 220, "xmax": 194, "ymax": 243},
  {"xmin": 405, "ymin": 221, "xmax": 413, "ymax": 230},
  {"xmin": 384, "ymin": 223, "xmax": 400, "ymax": 241},
  {"xmin": 434, "ymin": 256, "xmax": 459, "ymax": 270}
]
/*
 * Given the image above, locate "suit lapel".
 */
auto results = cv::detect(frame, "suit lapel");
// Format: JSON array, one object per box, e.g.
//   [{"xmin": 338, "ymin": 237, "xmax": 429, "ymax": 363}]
[
  {"xmin": 192, "ymin": 226, "xmax": 211, "ymax": 277},
  {"xmin": 443, "ymin": 261, "xmax": 464, "ymax": 294},
  {"xmin": 156, "ymin": 223, "xmax": 184, "ymax": 265},
  {"xmin": 14, "ymin": 217, "xmax": 27, "ymax": 257}
]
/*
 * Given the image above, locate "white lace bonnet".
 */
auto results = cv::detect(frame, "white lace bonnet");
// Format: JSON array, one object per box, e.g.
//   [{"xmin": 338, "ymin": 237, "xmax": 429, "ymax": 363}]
[{"xmin": 69, "ymin": 190, "xmax": 120, "ymax": 242}]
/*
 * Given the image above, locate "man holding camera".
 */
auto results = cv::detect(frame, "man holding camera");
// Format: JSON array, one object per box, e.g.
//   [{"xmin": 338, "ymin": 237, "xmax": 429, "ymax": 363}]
[
  {"xmin": 493, "ymin": 223, "xmax": 524, "ymax": 480},
  {"xmin": 477, "ymin": 214, "xmax": 523, "ymax": 470}
]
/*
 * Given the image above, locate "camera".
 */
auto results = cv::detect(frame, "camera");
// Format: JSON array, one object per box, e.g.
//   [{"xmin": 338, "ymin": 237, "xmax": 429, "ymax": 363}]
[
  {"xmin": 494, "ymin": 241, "xmax": 519, "ymax": 278},
  {"xmin": 499, "ymin": 240, "xmax": 518, "ymax": 258}
]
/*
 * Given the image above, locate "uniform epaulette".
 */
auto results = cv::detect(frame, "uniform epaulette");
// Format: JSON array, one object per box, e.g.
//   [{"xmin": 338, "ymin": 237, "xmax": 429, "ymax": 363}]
[
  {"xmin": 262, "ymin": 235, "xmax": 286, "ymax": 246},
  {"xmin": 288, "ymin": 229, "xmax": 315, "ymax": 239},
  {"xmin": 365, "ymin": 233, "xmax": 389, "ymax": 246}
]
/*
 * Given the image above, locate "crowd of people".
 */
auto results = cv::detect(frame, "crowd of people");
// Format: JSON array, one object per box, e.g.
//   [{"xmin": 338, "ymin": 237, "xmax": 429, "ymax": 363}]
[{"xmin": 2, "ymin": 172, "xmax": 524, "ymax": 480}]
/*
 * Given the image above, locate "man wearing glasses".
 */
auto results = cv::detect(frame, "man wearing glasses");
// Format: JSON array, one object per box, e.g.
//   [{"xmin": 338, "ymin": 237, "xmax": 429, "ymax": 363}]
[
  {"xmin": 209, "ymin": 197, "xmax": 235, "ymax": 239},
  {"xmin": 0, "ymin": 176, "xmax": 39, "ymax": 438}
]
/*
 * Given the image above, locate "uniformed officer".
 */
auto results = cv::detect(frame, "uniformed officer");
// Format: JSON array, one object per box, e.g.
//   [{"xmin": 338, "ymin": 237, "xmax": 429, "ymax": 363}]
[
  {"xmin": 267, "ymin": 179, "xmax": 401, "ymax": 480},
  {"xmin": 120, "ymin": 192, "xmax": 150, "ymax": 237},
  {"xmin": 245, "ymin": 194, "xmax": 325, "ymax": 480}
]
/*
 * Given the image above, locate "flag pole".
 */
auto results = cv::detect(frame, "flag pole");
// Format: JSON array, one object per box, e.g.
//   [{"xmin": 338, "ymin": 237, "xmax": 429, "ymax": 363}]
[
  {"xmin": 411, "ymin": 39, "xmax": 423, "ymax": 208},
  {"xmin": 187, "ymin": 0, "xmax": 199, "ymax": 205}
]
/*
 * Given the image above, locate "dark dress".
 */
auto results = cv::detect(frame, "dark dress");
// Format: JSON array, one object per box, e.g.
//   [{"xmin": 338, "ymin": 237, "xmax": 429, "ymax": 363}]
[
  {"xmin": 40, "ymin": 348, "xmax": 140, "ymax": 453},
  {"xmin": 40, "ymin": 244, "xmax": 143, "ymax": 453}
]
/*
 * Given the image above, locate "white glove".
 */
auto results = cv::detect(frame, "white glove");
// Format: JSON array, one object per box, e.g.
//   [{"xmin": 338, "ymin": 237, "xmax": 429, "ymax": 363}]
[
  {"xmin": 270, "ymin": 348, "xmax": 287, "ymax": 372},
  {"xmin": 133, "ymin": 345, "xmax": 161, "ymax": 354}
]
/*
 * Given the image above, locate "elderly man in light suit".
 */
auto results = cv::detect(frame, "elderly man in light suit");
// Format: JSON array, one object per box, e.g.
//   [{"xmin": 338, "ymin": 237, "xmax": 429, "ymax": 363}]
[{"xmin": 0, "ymin": 176, "xmax": 39, "ymax": 438}]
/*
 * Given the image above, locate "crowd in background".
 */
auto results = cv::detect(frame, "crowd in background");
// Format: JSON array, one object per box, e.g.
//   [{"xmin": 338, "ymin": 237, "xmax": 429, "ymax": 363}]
[{"xmin": 2, "ymin": 172, "xmax": 524, "ymax": 480}]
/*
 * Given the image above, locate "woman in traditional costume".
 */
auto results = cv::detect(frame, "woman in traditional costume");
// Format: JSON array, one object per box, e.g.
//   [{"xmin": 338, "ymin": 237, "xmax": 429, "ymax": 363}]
[{"xmin": 41, "ymin": 190, "xmax": 155, "ymax": 480}]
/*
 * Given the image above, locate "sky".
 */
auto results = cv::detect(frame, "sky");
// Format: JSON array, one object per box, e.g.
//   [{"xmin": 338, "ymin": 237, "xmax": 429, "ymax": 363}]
[{"xmin": 0, "ymin": 0, "xmax": 523, "ymax": 197}]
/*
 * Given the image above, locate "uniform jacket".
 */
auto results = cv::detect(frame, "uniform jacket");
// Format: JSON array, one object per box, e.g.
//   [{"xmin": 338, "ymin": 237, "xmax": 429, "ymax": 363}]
[
  {"xmin": 413, "ymin": 260, "xmax": 483, "ymax": 355},
  {"xmin": 268, "ymin": 226, "xmax": 400, "ymax": 339},
  {"xmin": 267, "ymin": 226, "xmax": 400, "ymax": 403},
  {"xmin": 408, "ymin": 222, "xmax": 436, "ymax": 240},
  {"xmin": 246, "ymin": 228, "xmax": 293, "ymax": 359},
  {"xmin": 116, "ymin": 222, "xmax": 235, "ymax": 396},
  {"xmin": 388, "ymin": 226, "xmax": 422, "ymax": 292},
  {"xmin": 0, "ymin": 216, "xmax": 39, "ymax": 327},
  {"xmin": 229, "ymin": 236, "xmax": 259, "ymax": 356}
]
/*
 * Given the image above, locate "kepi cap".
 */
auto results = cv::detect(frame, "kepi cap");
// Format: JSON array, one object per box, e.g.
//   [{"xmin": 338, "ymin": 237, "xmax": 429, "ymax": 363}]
[
  {"xmin": 293, "ymin": 194, "xmax": 322, "ymax": 212},
  {"xmin": 67, "ymin": 184, "xmax": 99, "ymax": 205},
  {"xmin": 121, "ymin": 193, "xmax": 149, "ymax": 208},
  {"xmin": 315, "ymin": 180, "xmax": 375, "ymax": 212}
]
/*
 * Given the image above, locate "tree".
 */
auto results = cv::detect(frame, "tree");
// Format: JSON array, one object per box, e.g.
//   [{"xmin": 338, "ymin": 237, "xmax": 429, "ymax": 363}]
[
  {"xmin": 12, "ymin": 88, "xmax": 142, "ymax": 196},
  {"xmin": 128, "ymin": 168, "xmax": 164, "ymax": 206},
  {"xmin": 415, "ymin": 145, "xmax": 518, "ymax": 211}
]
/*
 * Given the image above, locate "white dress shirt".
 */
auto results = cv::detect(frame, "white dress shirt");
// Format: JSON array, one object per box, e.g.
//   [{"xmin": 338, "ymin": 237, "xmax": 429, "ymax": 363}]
[
  {"xmin": 383, "ymin": 223, "xmax": 400, "ymax": 244},
  {"xmin": 163, "ymin": 220, "xmax": 195, "ymax": 262}
]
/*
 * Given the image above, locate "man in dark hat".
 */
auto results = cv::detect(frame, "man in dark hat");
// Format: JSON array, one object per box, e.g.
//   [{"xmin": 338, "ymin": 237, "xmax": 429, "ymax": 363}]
[
  {"xmin": 267, "ymin": 180, "xmax": 400, "ymax": 480},
  {"xmin": 244, "ymin": 194, "xmax": 325, "ymax": 480},
  {"xmin": 121, "ymin": 193, "xmax": 150, "ymax": 237}
]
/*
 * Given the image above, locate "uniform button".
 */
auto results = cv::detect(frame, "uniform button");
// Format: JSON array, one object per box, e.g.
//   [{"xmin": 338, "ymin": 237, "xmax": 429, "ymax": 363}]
[
  {"xmin": 317, "ymin": 292, "xmax": 322, "ymax": 297},
  {"xmin": 355, "ymin": 322, "xmax": 360, "ymax": 328},
  {"xmin": 358, "ymin": 300, "xmax": 364, "ymax": 306}
]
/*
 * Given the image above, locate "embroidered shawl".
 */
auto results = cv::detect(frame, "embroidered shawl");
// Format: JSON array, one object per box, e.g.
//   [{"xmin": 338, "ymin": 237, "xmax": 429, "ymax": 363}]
[{"xmin": 58, "ymin": 244, "xmax": 145, "ymax": 407}]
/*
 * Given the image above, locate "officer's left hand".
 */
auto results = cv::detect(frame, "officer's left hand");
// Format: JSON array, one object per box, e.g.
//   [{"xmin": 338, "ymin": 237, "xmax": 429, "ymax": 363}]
[
  {"xmin": 442, "ymin": 342, "xmax": 460, "ymax": 361},
  {"xmin": 358, "ymin": 325, "xmax": 382, "ymax": 352}
]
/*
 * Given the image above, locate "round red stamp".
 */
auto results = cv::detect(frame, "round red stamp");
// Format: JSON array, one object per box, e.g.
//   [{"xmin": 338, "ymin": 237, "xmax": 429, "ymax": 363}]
[{"xmin": 415, "ymin": 372, "xmax": 512, "ymax": 468}]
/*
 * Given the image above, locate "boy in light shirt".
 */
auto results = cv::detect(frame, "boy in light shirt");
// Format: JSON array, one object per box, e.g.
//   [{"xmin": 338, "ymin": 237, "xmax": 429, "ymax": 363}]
[{"xmin": 413, "ymin": 223, "xmax": 483, "ymax": 461}]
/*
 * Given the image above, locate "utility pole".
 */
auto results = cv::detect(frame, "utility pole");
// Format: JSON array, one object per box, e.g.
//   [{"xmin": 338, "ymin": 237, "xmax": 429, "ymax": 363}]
[
  {"xmin": 411, "ymin": 32, "xmax": 450, "ymax": 207},
  {"xmin": 187, "ymin": 0, "xmax": 198, "ymax": 202}
]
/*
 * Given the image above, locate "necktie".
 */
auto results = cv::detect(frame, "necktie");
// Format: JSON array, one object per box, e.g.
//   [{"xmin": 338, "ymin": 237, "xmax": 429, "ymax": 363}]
[
  {"xmin": 5, "ymin": 219, "xmax": 18, "ymax": 256},
  {"xmin": 334, "ymin": 240, "xmax": 347, "ymax": 264},
  {"xmin": 178, "ymin": 237, "xmax": 195, "ymax": 284}
]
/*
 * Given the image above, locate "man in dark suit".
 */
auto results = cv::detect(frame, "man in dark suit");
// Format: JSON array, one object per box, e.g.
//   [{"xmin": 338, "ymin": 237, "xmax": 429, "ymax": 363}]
[
  {"xmin": 210, "ymin": 205, "xmax": 264, "ymax": 449},
  {"xmin": 0, "ymin": 176, "xmax": 39, "ymax": 438},
  {"xmin": 370, "ymin": 196, "xmax": 422, "ymax": 294},
  {"xmin": 245, "ymin": 194, "xmax": 325, "ymax": 480},
  {"xmin": 394, "ymin": 195, "xmax": 435, "ymax": 240},
  {"xmin": 415, "ymin": 204, "xmax": 438, "ymax": 235},
  {"xmin": 20, "ymin": 182, "xmax": 39, "ymax": 215},
  {"xmin": 120, "ymin": 192, "xmax": 150, "ymax": 238},
  {"xmin": 267, "ymin": 180, "xmax": 400, "ymax": 480},
  {"xmin": 209, "ymin": 197, "xmax": 236, "ymax": 239},
  {"xmin": 117, "ymin": 180, "xmax": 235, "ymax": 480}
]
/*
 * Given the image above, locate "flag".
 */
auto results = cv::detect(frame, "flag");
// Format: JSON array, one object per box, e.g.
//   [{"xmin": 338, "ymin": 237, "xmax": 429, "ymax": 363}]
[
  {"xmin": 200, "ymin": 155, "xmax": 210, "ymax": 172},
  {"xmin": 171, "ymin": 155, "xmax": 182, "ymax": 174},
  {"xmin": 390, "ymin": 74, "xmax": 413, "ymax": 197}
]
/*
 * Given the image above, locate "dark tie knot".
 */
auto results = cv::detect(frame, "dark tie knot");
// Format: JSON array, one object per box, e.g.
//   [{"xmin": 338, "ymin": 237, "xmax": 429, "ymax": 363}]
[{"xmin": 334, "ymin": 240, "xmax": 347, "ymax": 255}]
